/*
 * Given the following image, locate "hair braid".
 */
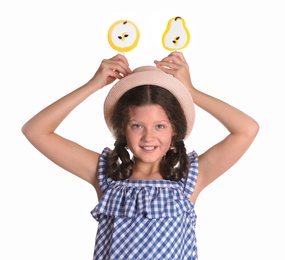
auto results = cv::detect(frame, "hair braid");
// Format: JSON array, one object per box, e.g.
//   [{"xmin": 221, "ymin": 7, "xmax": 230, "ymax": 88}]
[
  {"xmin": 160, "ymin": 140, "xmax": 189, "ymax": 181},
  {"xmin": 107, "ymin": 138, "xmax": 134, "ymax": 180}
]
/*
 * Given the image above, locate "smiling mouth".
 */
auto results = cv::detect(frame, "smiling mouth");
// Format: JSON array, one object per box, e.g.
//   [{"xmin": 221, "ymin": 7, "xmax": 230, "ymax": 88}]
[{"xmin": 142, "ymin": 146, "xmax": 157, "ymax": 151}]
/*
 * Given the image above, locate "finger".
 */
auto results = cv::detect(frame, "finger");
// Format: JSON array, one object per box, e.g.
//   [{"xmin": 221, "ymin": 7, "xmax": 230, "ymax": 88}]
[
  {"xmin": 156, "ymin": 56, "xmax": 182, "ymax": 67},
  {"xmin": 154, "ymin": 57, "xmax": 181, "ymax": 70},
  {"xmin": 154, "ymin": 62, "xmax": 181, "ymax": 78},
  {"xmin": 104, "ymin": 58, "xmax": 132, "ymax": 77},
  {"xmin": 168, "ymin": 51, "xmax": 185, "ymax": 58},
  {"xmin": 112, "ymin": 54, "xmax": 133, "ymax": 70}
]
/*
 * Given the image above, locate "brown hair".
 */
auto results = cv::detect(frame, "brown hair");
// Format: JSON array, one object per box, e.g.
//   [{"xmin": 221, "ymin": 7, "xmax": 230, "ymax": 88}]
[{"xmin": 107, "ymin": 85, "xmax": 189, "ymax": 181}]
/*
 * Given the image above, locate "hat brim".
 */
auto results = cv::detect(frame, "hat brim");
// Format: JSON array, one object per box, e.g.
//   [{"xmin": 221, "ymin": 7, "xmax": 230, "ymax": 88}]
[{"xmin": 104, "ymin": 66, "xmax": 195, "ymax": 139}]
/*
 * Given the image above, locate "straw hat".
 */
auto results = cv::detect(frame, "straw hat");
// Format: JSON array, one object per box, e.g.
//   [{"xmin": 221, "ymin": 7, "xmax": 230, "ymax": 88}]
[{"xmin": 104, "ymin": 66, "xmax": 195, "ymax": 139}]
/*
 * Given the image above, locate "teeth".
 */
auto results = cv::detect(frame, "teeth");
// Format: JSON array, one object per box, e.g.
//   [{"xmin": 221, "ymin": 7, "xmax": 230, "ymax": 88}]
[{"xmin": 143, "ymin": 146, "xmax": 155, "ymax": 150}]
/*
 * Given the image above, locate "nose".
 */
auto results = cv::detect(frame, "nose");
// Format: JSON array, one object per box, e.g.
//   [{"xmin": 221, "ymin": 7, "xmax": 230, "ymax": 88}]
[{"xmin": 141, "ymin": 127, "xmax": 155, "ymax": 142}]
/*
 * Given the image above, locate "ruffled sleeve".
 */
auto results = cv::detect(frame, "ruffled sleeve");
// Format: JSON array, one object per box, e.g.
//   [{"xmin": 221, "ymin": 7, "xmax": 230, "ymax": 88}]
[
  {"xmin": 181, "ymin": 150, "xmax": 199, "ymax": 198},
  {"xmin": 97, "ymin": 147, "xmax": 112, "ymax": 192}
]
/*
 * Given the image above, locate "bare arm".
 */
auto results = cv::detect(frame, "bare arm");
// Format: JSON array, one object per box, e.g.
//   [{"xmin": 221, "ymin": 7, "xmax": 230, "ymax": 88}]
[
  {"xmin": 22, "ymin": 54, "xmax": 132, "ymax": 195},
  {"xmin": 155, "ymin": 52, "xmax": 259, "ymax": 202}
]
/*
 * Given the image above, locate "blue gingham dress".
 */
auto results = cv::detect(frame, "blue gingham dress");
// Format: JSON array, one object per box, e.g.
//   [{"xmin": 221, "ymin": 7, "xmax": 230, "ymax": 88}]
[{"xmin": 91, "ymin": 147, "xmax": 199, "ymax": 260}]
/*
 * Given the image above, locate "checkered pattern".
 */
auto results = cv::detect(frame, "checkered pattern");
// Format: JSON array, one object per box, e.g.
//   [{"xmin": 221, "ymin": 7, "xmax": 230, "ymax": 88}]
[{"xmin": 91, "ymin": 147, "xmax": 199, "ymax": 260}]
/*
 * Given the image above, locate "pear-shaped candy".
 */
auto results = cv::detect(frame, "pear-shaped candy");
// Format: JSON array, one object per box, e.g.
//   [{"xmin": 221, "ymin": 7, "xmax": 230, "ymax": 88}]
[
  {"xmin": 162, "ymin": 17, "xmax": 190, "ymax": 51},
  {"xmin": 108, "ymin": 20, "xmax": 140, "ymax": 52}
]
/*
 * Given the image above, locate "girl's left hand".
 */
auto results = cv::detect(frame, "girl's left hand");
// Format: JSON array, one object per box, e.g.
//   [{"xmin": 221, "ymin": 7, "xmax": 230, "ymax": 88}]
[{"xmin": 154, "ymin": 52, "xmax": 194, "ymax": 93}]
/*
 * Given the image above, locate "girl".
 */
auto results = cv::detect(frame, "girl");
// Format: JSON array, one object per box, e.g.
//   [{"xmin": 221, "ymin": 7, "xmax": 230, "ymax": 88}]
[{"xmin": 22, "ymin": 51, "xmax": 259, "ymax": 259}]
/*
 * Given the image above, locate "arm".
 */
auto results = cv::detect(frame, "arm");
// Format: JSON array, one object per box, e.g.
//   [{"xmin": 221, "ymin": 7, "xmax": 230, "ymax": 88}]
[
  {"xmin": 22, "ymin": 54, "xmax": 132, "ymax": 195},
  {"xmin": 155, "ymin": 52, "xmax": 259, "ymax": 202}
]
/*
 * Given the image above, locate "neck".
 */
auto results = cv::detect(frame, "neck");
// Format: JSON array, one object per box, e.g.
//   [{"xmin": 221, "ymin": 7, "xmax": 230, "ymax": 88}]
[{"xmin": 129, "ymin": 159, "xmax": 163, "ymax": 180}]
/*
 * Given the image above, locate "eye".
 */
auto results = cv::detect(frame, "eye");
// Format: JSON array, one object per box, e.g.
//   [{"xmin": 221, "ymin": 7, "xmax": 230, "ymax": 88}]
[
  {"xmin": 156, "ymin": 124, "xmax": 165, "ymax": 129},
  {"xmin": 132, "ymin": 124, "xmax": 142, "ymax": 129}
]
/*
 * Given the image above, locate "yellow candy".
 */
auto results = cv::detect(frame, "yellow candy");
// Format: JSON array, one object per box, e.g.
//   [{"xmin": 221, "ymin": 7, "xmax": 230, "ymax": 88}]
[
  {"xmin": 108, "ymin": 20, "xmax": 140, "ymax": 52},
  {"xmin": 162, "ymin": 17, "xmax": 190, "ymax": 51}
]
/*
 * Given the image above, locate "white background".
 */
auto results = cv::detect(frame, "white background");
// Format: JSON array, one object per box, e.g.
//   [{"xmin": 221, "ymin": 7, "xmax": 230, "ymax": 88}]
[{"xmin": 1, "ymin": 0, "xmax": 284, "ymax": 259}]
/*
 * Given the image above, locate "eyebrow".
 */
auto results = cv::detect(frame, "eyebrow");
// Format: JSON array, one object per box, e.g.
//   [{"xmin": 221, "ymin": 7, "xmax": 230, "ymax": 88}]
[{"xmin": 128, "ymin": 119, "xmax": 171, "ymax": 123}]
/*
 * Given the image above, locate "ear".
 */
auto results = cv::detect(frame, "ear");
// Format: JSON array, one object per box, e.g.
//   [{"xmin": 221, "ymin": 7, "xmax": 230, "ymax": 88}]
[
  {"xmin": 170, "ymin": 136, "xmax": 177, "ymax": 149},
  {"xmin": 172, "ymin": 134, "xmax": 178, "ymax": 141}
]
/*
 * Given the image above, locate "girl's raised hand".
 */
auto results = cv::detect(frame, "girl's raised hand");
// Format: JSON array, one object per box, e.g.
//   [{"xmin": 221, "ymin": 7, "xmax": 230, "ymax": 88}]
[
  {"xmin": 154, "ymin": 51, "xmax": 194, "ymax": 93},
  {"xmin": 89, "ymin": 54, "xmax": 132, "ymax": 90}
]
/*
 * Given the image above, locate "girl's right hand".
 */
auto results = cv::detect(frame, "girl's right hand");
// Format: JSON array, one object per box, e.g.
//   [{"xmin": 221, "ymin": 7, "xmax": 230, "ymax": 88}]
[
  {"xmin": 21, "ymin": 54, "xmax": 131, "ymax": 194},
  {"xmin": 88, "ymin": 54, "xmax": 132, "ymax": 90}
]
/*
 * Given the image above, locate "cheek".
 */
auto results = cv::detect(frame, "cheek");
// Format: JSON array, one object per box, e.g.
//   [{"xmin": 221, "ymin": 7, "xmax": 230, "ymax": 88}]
[
  {"xmin": 125, "ymin": 131, "xmax": 137, "ymax": 146},
  {"xmin": 166, "ymin": 139, "xmax": 173, "ymax": 150},
  {"xmin": 161, "ymin": 134, "xmax": 173, "ymax": 148}
]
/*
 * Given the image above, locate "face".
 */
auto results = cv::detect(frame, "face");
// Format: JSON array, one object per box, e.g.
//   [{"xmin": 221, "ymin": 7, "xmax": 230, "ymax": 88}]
[{"xmin": 125, "ymin": 105, "xmax": 174, "ymax": 165}]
